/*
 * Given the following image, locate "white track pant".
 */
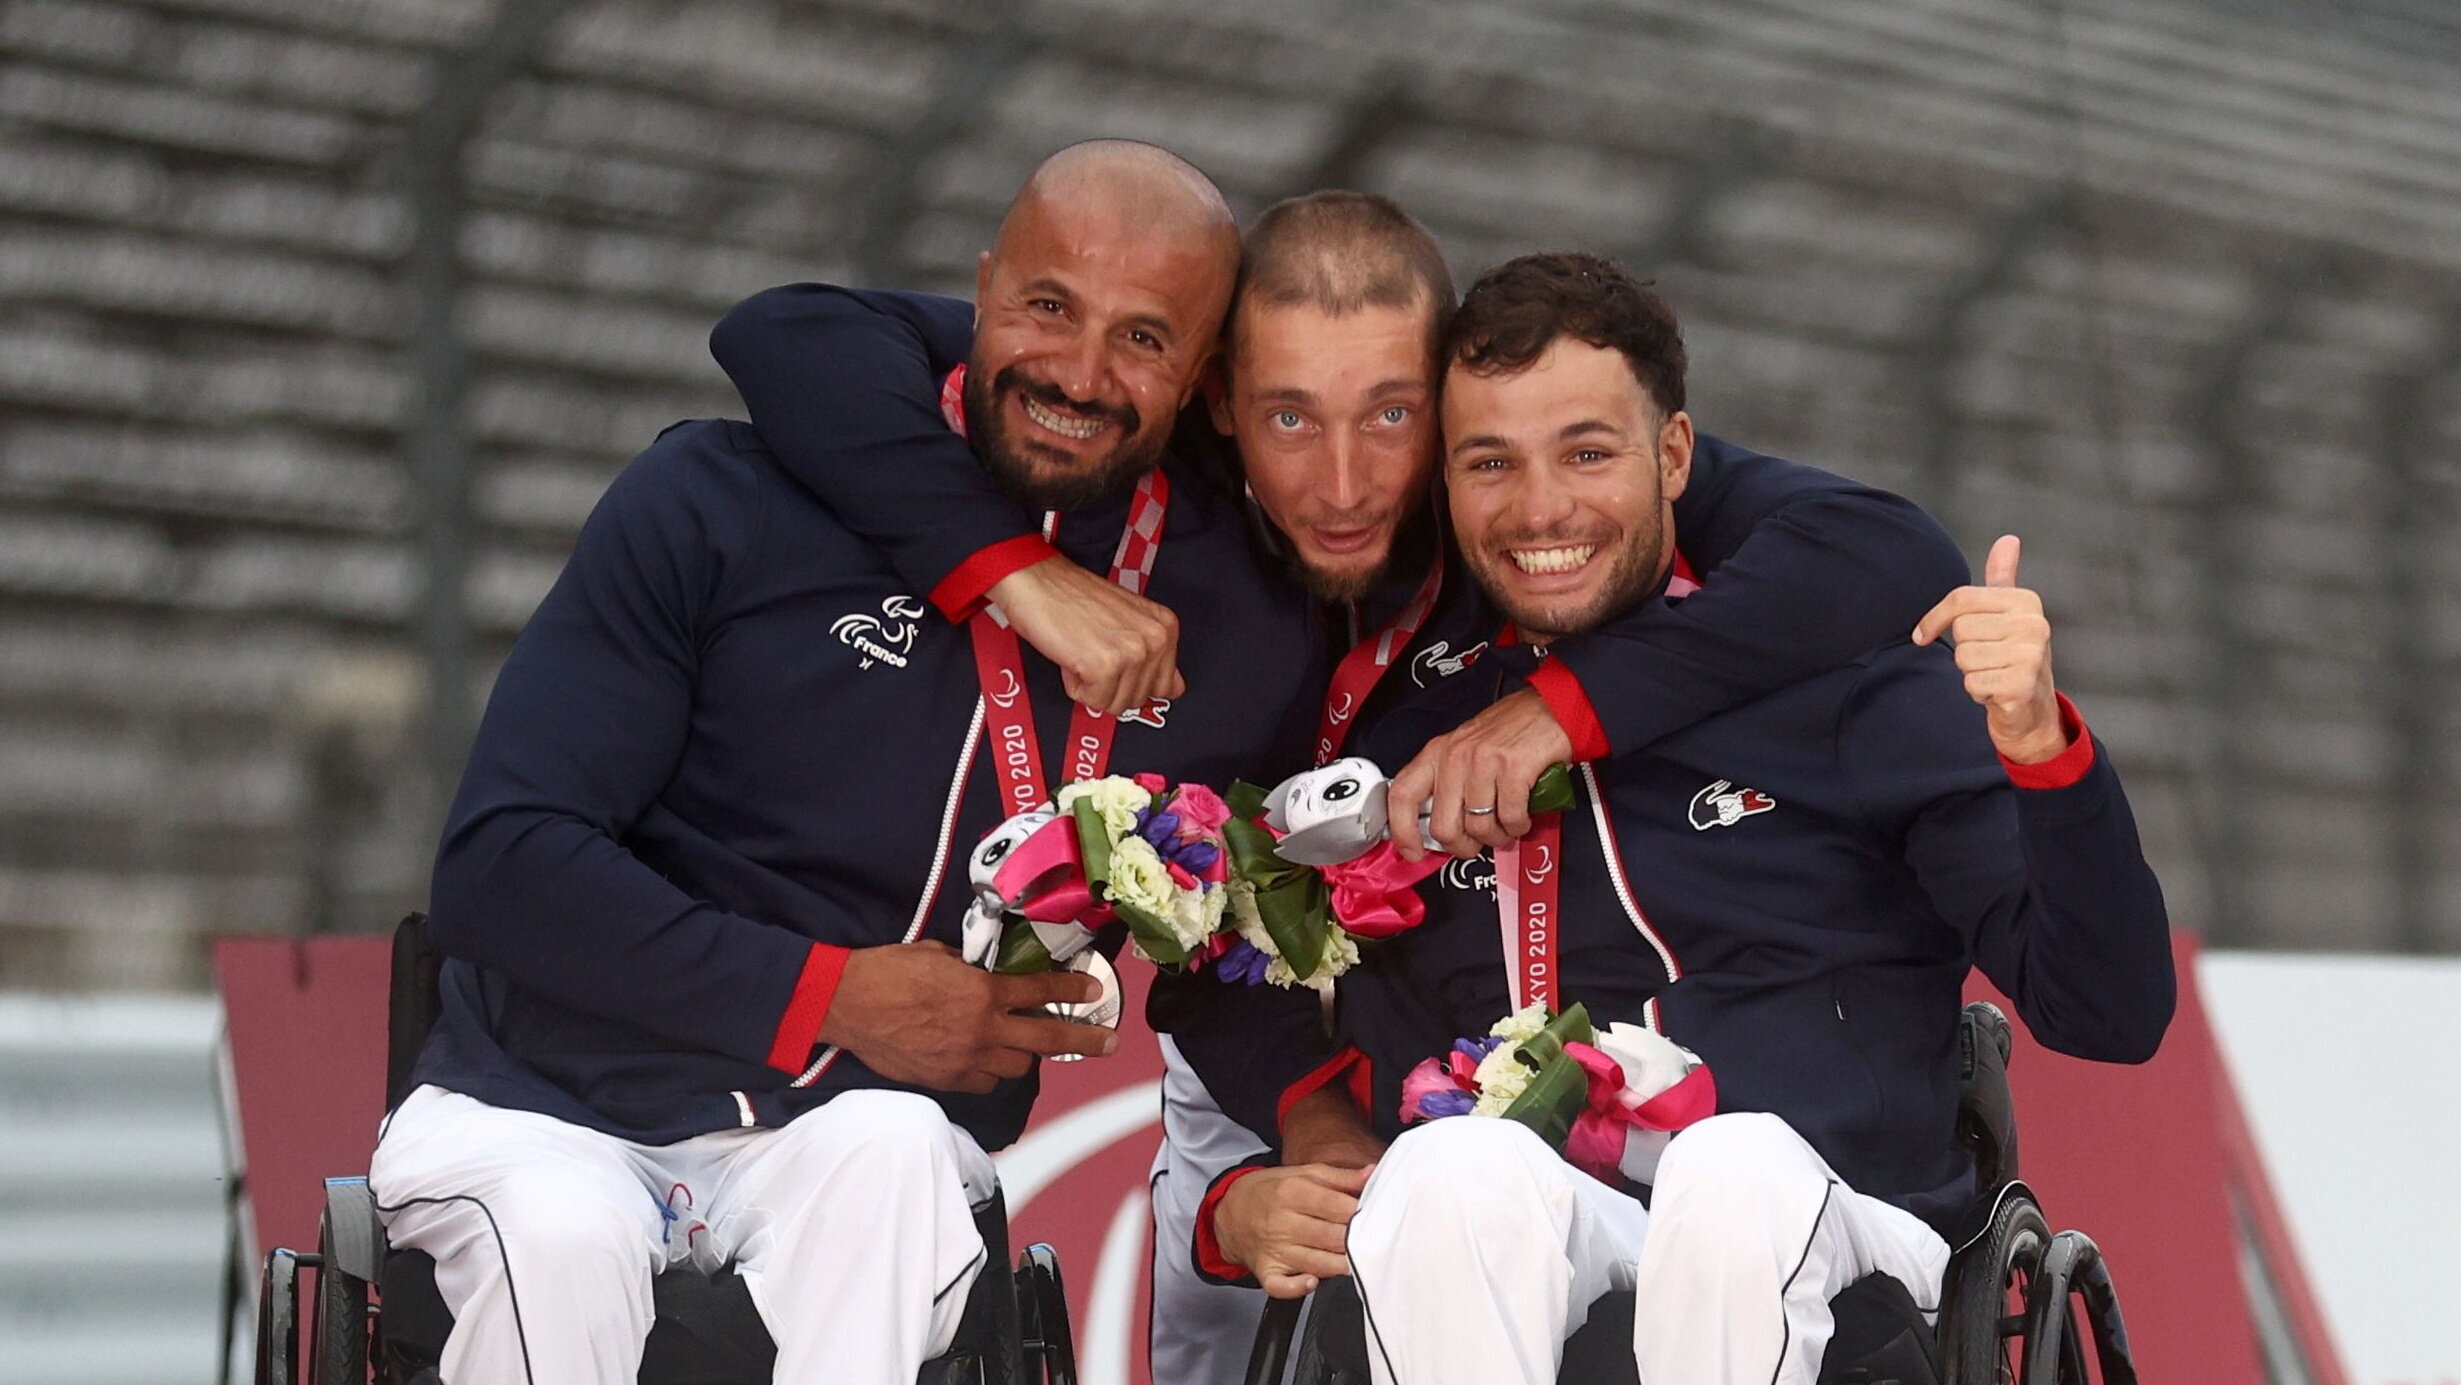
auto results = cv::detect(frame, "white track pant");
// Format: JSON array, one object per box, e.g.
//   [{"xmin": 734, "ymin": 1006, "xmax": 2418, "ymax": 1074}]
[
  {"xmin": 369, "ymin": 1085, "xmax": 997, "ymax": 1385},
  {"xmin": 1347, "ymin": 1111, "xmax": 1950, "ymax": 1385},
  {"xmin": 1148, "ymin": 1037, "xmax": 1273, "ymax": 1385}
]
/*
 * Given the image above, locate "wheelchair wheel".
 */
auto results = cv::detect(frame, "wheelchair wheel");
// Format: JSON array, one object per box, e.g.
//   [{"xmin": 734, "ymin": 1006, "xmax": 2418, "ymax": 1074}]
[
  {"xmin": 256, "ymin": 1250, "xmax": 303, "ymax": 1385},
  {"xmin": 312, "ymin": 1210, "xmax": 369, "ymax": 1385},
  {"xmin": 2020, "ymin": 1231, "xmax": 2137, "ymax": 1385},
  {"xmin": 1015, "ymin": 1244, "xmax": 1077, "ymax": 1385},
  {"xmin": 1939, "ymin": 1184, "xmax": 2051, "ymax": 1385}
]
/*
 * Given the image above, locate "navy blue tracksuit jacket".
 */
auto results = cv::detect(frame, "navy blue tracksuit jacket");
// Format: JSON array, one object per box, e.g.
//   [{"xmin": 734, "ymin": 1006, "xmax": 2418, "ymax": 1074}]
[
  {"xmin": 707, "ymin": 287, "xmax": 1980, "ymax": 1143},
  {"xmin": 1320, "ymin": 594, "xmax": 2176, "ymax": 1240},
  {"xmin": 412, "ymin": 295, "xmax": 1322, "ymax": 1150}
]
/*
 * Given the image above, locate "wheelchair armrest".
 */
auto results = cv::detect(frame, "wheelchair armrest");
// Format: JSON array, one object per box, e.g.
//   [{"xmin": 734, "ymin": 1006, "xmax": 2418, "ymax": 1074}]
[{"xmin": 323, "ymin": 1177, "xmax": 385, "ymax": 1283}]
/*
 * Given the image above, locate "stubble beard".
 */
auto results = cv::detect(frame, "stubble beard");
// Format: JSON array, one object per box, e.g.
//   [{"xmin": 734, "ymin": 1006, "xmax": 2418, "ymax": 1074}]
[{"xmin": 965, "ymin": 362, "xmax": 1166, "ymax": 511}]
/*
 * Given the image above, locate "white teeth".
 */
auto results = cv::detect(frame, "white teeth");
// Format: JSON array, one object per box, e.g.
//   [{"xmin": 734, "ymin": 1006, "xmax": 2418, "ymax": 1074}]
[
  {"xmin": 1509, "ymin": 545, "xmax": 1595, "ymax": 575},
  {"xmin": 1022, "ymin": 396, "xmax": 1107, "ymax": 440}
]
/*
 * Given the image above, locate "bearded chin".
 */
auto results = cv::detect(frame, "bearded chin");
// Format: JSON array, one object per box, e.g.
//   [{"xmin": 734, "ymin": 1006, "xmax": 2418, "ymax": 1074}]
[
  {"xmin": 1492, "ymin": 529, "xmax": 1665, "ymax": 644},
  {"xmin": 965, "ymin": 370, "xmax": 1165, "ymax": 511}
]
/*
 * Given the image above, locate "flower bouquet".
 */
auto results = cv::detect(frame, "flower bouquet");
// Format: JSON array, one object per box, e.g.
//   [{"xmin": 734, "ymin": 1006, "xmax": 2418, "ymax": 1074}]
[
  {"xmin": 1210, "ymin": 757, "xmax": 1579, "ymax": 991},
  {"xmin": 959, "ymin": 772, "xmax": 1235, "ymax": 976},
  {"xmin": 1400, "ymin": 1003, "xmax": 1717, "ymax": 1185}
]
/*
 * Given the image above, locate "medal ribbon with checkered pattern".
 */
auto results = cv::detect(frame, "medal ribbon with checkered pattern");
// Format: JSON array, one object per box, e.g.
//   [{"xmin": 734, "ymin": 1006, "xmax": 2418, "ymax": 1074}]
[{"xmin": 942, "ymin": 365, "xmax": 1171, "ymax": 812}]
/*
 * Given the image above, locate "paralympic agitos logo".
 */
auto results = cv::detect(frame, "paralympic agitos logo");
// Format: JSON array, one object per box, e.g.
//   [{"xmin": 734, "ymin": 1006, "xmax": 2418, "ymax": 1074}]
[{"xmin": 832, "ymin": 596, "xmax": 928, "ymax": 670}]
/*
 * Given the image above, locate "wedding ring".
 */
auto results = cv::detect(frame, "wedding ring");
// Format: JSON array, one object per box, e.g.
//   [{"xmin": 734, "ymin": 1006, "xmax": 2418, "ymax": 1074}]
[{"xmin": 1464, "ymin": 804, "xmax": 1497, "ymax": 816}]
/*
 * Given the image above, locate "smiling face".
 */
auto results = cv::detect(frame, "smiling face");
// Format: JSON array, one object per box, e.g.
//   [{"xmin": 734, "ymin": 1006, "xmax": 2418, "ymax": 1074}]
[
  {"xmin": 965, "ymin": 151, "xmax": 1238, "ymax": 510},
  {"xmin": 1442, "ymin": 337, "xmax": 1693, "ymax": 644},
  {"xmin": 1209, "ymin": 298, "xmax": 1440, "ymax": 600}
]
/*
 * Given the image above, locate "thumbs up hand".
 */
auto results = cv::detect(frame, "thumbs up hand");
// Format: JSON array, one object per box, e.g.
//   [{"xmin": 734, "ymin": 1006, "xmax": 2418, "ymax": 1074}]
[{"xmin": 1910, "ymin": 535, "xmax": 2069, "ymax": 764}]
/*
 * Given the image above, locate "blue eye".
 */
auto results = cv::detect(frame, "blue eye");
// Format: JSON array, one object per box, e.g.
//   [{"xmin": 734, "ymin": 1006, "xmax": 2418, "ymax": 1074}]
[{"xmin": 1380, "ymin": 407, "xmax": 1409, "ymax": 425}]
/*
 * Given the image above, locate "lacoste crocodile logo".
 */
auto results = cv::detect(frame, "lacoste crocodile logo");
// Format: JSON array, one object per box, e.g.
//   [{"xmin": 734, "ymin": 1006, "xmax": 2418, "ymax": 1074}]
[
  {"xmin": 1410, "ymin": 639, "xmax": 1488, "ymax": 688},
  {"xmin": 1689, "ymin": 779, "xmax": 1776, "ymax": 831}
]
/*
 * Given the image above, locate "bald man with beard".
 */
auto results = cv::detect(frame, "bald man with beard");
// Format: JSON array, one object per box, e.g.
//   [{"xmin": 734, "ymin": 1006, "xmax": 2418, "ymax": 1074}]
[{"xmin": 370, "ymin": 142, "xmax": 1324, "ymax": 1385}]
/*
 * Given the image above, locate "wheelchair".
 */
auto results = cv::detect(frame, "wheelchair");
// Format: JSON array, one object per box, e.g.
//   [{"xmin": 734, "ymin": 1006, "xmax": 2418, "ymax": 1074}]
[
  {"xmin": 253, "ymin": 915, "xmax": 1078, "ymax": 1385},
  {"xmin": 1241, "ymin": 1003, "xmax": 2137, "ymax": 1385}
]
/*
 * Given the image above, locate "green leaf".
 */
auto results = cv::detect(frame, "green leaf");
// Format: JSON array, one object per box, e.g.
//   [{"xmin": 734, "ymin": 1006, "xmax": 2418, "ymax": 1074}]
[
  {"xmin": 993, "ymin": 921, "xmax": 1054, "ymax": 975},
  {"xmin": 1225, "ymin": 779, "xmax": 1272, "ymax": 823},
  {"xmin": 1113, "ymin": 899, "xmax": 1189, "ymax": 965},
  {"xmin": 1222, "ymin": 815, "xmax": 1302, "ymax": 888},
  {"xmin": 1499, "ymin": 1052, "xmax": 1593, "ymax": 1149},
  {"xmin": 1529, "ymin": 763, "xmax": 1577, "ymax": 815},
  {"xmin": 1071, "ymin": 798, "xmax": 1114, "ymax": 887},
  {"xmin": 1251, "ymin": 874, "xmax": 1328, "ymax": 981}
]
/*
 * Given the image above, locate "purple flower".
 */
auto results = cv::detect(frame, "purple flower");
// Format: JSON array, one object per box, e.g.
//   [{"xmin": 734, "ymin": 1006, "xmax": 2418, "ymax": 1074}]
[
  {"xmin": 1216, "ymin": 940, "xmax": 1272, "ymax": 986},
  {"xmin": 1417, "ymin": 1089, "xmax": 1476, "ymax": 1119},
  {"xmin": 1453, "ymin": 1036, "xmax": 1505, "ymax": 1063},
  {"xmin": 1172, "ymin": 841, "xmax": 1221, "ymax": 874},
  {"xmin": 1141, "ymin": 811, "xmax": 1182, "ymax": 848}
]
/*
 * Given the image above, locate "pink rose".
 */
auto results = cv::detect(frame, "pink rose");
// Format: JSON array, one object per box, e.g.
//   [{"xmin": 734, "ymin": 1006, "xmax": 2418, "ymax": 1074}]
[
  {"xmin": 1399, "ymin": 1058, "xmax": 1455, "ymax": 1125},
  {"xmin": 1168, "ymin": 782, "xmax": 1232, "ymax": 839},
  {"xmin": 1132, "ymin": 772, "xmax": 1168, "ymax": 795}
]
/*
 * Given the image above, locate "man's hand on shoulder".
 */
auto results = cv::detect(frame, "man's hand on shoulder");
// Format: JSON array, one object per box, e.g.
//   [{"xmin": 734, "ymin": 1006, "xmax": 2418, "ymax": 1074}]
[
  {"xmin": 1912, "ymin": 534, "xmax": 2068, "ymax": 764},
  {"xmin": 1390, "ymin": 689, "xmax": 1573, "ymax": 860},
  {"xmin": 818, "ymin": 942, "xmax": 1116, "ymax": 1093},
  {"xmin": 989, "ymin": 556, "xmax": 1185, "ymax": 716},
  {"xmin": 1214, "ymin": 1163, "xmax": 1372, "ymax": 1299}
]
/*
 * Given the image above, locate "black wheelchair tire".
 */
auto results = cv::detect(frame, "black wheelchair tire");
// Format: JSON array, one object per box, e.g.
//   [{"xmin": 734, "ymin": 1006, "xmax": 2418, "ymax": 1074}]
[
  {"xmin": 1939, "ymin": 1187, "xmax": 2052, "ymax": 1385},
  {"xmin": 1017, "ymin": 1245, "xmax": 1078, "ymax": 1385},
  {"xmin": 313, "ymin": 1254, "xmax": 368, "ymax": 1385},
  {"xmin": 257, "ymin": 1251, "xmax": 301, "ymax": 1385}
]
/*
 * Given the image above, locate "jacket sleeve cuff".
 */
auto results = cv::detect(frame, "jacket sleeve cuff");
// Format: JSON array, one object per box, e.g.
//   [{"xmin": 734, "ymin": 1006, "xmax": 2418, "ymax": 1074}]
[
  {"xmin": 764, "ymin": 943, "xmax": 852, "ymax": 1073},
  {"xmin": 927, "ymin": 535, "xmax": 1063, "ymax": 622},
  {"xmin": 1277, "ymin": 1045, "xmax": 1374, "ymax": 1131},
  {"xmin": 1524, "ymin": 659, "xmax": 1612, "ymax": 764},
  {"xmin": 1193, "ymin": 1158, "xmax": 1274, "ymax": 1285},
  {"xmin": 2000, "ymin": 693, "xmax": 2096, "ymax": 790}
]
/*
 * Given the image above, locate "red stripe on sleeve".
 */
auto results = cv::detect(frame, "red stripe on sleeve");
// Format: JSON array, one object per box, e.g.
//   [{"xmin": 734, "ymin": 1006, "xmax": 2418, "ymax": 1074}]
[
  {"xmin": 1193, "ymin": 1165, "xmax": 1268, "ymax": 1282},
  {"xmin": 1525, "ymin": 659, "xmax": 1612, "ymax": 764},
  {"xmin": 927, "ymin": 535, "xmax": 1063, "ymax": 623},
  {"xmin": 765, "ymin": 943, "xmax": 851, "ymax": 1074},
  {"xmin": 2000, "ymin": 692, "xmax": 2097, "ymax": 790},
  {"xmin": 1276, "ymin": 1045, "xmax": 1374, "ymax": 1132}
]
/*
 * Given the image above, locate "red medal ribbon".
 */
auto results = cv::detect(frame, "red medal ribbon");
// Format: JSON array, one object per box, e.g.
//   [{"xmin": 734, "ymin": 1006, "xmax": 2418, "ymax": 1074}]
[
  {"xmin": 1494, "ymin": 811, "xmax": 1563, "ymax": 1012},
  {"xmin": 946, "ymin": 364, "xmax": 1172, "ymax": 803},
  {"xmin": 1314, "ymin": 550, "xmax": 1445, "ymax": 766}
]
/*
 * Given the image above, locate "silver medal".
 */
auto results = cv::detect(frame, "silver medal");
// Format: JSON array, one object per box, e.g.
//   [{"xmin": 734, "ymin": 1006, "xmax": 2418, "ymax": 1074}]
[{"xmin": 1043, "ymin": 948, "xmax": 1123, "ymax": 1061}]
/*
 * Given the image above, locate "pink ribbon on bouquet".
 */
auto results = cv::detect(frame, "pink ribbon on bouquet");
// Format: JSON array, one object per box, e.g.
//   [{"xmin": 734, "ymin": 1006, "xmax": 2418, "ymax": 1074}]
[
  {"xmin": 1559, "ymin": 1040, "xmax": 1719, "ymax": 1184},
  {"xmin": 991, "ymin": 817, "xmax": 1116, "ymax": 929},
  {"xmin": 1315, "ymin": 840, "xmax": 1448, "ymax": 939}
]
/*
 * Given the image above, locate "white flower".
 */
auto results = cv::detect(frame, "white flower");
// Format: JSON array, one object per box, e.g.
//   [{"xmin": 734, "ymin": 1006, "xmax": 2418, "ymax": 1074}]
[
  {"xmin": 1169, "ymin": 881, "xmax": 1229, "ymax": 952},
  {"xmin": 1057, "ymin": 776, "xmax": 1153, "ymax": 842},
  {"xmin": 1107, "ymin": 835, "xmax": 1178, "ymax": 920},
  {"xmin": 1227, "ymin": 877, "xmax": 1271, "ymax": 945},
  {"xmin": 1470, "ymin": 1040, "xmax": 1533, "ymax": 1115},
  {"xmin": 1308, "ymin": 928, "xmax": 1360, "ymax": 988},
  {"xmin": 1488, "ymin": 1004, "xmax": 1550, "ymax": 1044}
]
